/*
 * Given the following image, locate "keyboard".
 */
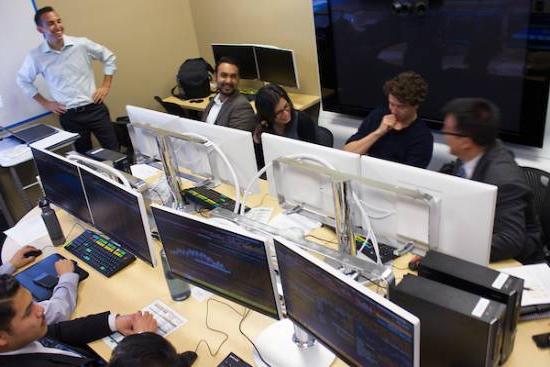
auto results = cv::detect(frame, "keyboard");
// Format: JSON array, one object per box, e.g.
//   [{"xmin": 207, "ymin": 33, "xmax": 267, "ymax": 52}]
[
  {"xmin": 64, "ymin": 229, "xmax": 136, "ymax": 277},
  {"xmin": 356, "ymin": 235, "xmax": 397, "ymax": 264},
  {"xmin": 218, "ymin": 352, "xmax": 252, "ymax": 367},
  {"xmin": 183, "ymin": 186, "xmax": 249, "ymax": 212}
]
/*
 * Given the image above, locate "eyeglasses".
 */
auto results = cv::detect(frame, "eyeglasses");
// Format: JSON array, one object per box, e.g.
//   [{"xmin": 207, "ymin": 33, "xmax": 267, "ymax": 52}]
[
  {"xmin": 274, "ymin": 104, "xmax": 291, "ymax": 117},
  {"xmin": 440, "ymin": 130, "xmax": 469, "ymax": 138}
]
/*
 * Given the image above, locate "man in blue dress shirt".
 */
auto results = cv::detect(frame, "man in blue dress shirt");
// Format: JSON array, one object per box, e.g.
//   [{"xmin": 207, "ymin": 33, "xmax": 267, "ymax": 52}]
[{"xmin": 17, "ymin": 6, "xmax": 119, "ymax": 153}]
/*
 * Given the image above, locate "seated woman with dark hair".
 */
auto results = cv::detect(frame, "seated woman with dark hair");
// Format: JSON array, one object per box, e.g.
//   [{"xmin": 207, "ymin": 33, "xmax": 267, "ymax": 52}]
[
  {"xmin": 108, "ymin": 332, "xmax": 197, "ymax": 367},
  {"xmin": 253, "ymin": 84, "xmax": 317, "ymax": 169}
]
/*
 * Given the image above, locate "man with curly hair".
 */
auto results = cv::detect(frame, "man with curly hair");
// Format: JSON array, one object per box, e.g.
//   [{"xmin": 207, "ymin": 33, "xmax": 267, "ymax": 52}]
[{"xmin": 344, "ymin": 71, "xmax": 433, "ymax": 168}]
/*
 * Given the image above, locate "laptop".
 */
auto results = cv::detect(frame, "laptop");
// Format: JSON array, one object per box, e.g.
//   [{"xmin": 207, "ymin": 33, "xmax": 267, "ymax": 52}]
[{"xmin": 11, "ymin": 124, "xmax": 57, "ymax": 144}]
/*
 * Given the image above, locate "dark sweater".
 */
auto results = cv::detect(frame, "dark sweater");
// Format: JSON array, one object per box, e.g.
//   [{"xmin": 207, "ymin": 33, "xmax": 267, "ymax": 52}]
[
  {"xmin": 346, "ymin": 107, "xmax": 434, "ymax": 168},
  {"xmin": 254, "ymin": 110, "xmax": 317, "ymax": 169}
]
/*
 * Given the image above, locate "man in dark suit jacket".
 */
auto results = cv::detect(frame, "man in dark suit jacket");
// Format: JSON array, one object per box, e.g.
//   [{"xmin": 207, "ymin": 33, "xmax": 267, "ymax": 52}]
[
  {"xmin": 440, "ymin": 98, "xmax": 543, "ymax": 263},
  {"xmin": 201, "ymin": 57, "xmax": 256, "ymax": 132},
  {"xmin": 0, "ymin": 274, "xmax": 157, "ymax": 366}
]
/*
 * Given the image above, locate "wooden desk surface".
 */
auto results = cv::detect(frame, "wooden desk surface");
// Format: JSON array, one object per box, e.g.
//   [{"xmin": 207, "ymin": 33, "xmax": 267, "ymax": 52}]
[
  {"xmin": 3, "ymin": 185, "xmax": 549, "ymax": 366},
  {"xmin": 163, "ymin": 92, "xmax": 320, "ymax": 113}
]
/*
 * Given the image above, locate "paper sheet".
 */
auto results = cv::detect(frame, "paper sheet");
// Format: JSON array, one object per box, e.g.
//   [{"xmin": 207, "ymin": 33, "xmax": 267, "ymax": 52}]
[
  {"xmin": 3, "ymin": 213, "xmax": 50, "ymax": 248},
  {"xmin": 245, "ymin": 207, "xmax": 273, "ymax": 224},
  {"xmin": 102, "ymin": 300, "xmax": 187, "ymax": 349},
  {"xmin": 130, "ymin": 163, "xmax": 162, "ymax": 180},
  {"xmin": 191, "ymin": 285, "xmax": 212, "ymax": 302},
  {"xmin": 500, "ymin": 264, "xmax": 550, "ymax": 306}
]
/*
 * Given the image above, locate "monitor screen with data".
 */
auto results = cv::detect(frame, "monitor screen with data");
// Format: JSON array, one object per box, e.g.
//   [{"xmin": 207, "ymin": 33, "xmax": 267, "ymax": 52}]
[
  {"xmin": 152, "ymin": 205, "xmax": 280, "ymax": 319},
  {"xmin": 275, "ymin": 238, "xmax": 420, "ymax": 367},
  {"xmin": 80, "ymin": 168, "xmax": 154, "ymax": 266},
  {"xmin": 31, "ymin": 147, "xmax": 92, "ymax": 224}
]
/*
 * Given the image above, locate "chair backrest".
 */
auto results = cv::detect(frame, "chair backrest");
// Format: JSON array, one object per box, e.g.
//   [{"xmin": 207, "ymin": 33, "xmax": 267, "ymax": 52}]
[
  {"xmin": 315, "ymin": 126, "xmax": 334, "ymax": 148},
  {"xmin": 153, "ymin": 96, "xmax": 188, "ymax": 117},
  {"xmin": 521, "ymin": 166, "xmax": 550, "ymax": 215}
]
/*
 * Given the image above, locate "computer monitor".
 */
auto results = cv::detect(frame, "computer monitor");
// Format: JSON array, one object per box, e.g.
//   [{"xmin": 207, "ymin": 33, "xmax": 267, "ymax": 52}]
[
  {"xmin": 261, "ymin": 133, "xmax": 361, "ymax": 198},
  {"xmin": 212, "ymin": 44, "xmax": 258, "ymax": 80},
  {"xmin": 361, "ymin": 156, "xmax": 497, "ymax": 265},
  {"xmin": 255, "ymin": 46, "xmax": 299, "ymax": 88},
  {"xmin": 127, "ymin": 105, "xmax": 180, "ymax": 160},
  {"xmin": 151, "ymin": 204, "xmax": 281, "ymax": 319},
  {"xmin": 79, "ymin": 165, "xmax": 156, "ymax": 267},
  {"xmin": 31, "ymin": 147, "xmax": 92, "ymax": 224},
  {"xmin": 161, "ymin": 114, "xmax": 259, "ymax": 193},
  {"xmin": 274, "ymin": 237, "xmax": 420, "ymax": 367}
]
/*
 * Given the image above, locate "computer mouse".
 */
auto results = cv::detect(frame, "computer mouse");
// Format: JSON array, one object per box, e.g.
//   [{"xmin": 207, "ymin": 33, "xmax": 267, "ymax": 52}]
[
  {"xmin": 408, "ymin": 255, "xmax": 423, "ymax": 272},
  {"xmin": 179, "ymin": 351, "xmax": 198, "ymax": 365},
  {"xmin": 24, "ymin": 249, "xmax": 42, "ymax": 258},
  {"xmin": 280, "ymin": 227, "xmax": 305, "ymax": 243}
]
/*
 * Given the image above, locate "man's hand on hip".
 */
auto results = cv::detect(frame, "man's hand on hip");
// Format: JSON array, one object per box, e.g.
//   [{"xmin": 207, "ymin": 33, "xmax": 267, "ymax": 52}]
[{"xmin": 92, "ymin": 86, "xmax": 110, "ymax": 104}]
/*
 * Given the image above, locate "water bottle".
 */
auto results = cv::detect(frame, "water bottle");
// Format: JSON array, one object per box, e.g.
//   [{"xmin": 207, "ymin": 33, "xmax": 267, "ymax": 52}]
[{"xmin": 39, "ymin": 198, "xmax": 65, "ymax": 246}]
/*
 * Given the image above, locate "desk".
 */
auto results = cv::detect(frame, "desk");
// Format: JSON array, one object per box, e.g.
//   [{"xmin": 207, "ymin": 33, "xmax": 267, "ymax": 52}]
[
  {"xmin": 163, "ymin": 92, "xmax": 321, "ymax": 113},
  {"xmin": 0, "ymin": 128, "xmax": 79, "ymax": 219},
  {"xmin": 2, "ymin": 188, "xmax": 549, "ymax": 366}
]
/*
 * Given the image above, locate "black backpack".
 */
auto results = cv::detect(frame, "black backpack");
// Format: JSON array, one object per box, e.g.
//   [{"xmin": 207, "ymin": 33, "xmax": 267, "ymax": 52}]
[{"xmin": 171, "ymin": 58, "xmax": 214, "ymax": 100}]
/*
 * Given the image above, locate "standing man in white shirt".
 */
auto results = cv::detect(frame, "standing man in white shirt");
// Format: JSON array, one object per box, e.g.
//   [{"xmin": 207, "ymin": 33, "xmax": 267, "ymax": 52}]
[{"xmin": 17, "ymin": 6, "xmax": 119, "ymax": 154}]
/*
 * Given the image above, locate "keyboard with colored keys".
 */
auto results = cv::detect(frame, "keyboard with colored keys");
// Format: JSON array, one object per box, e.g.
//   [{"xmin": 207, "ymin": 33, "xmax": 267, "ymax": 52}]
[{"xmin": 64, "ymin": 229, "xmax": 136, "ymax": 277}]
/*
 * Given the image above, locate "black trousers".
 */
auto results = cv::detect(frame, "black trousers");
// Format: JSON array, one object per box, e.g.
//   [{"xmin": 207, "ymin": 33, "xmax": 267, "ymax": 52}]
[{"xmin": 59, "ymin": 103, "xmax": 119, "ymax": 154}]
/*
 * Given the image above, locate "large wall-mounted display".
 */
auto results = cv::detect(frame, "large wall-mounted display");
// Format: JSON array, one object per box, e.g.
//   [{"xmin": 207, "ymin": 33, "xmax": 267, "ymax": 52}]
[{"xmin": 313, "ymin": 0, "xmax": 550, "ymax": 147}]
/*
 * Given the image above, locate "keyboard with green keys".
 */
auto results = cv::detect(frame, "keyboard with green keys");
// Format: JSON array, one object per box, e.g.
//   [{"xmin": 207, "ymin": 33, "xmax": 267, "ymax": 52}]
[{"xmin": 64, "ymin": 229, "xmax": 136, "ymax": 277}]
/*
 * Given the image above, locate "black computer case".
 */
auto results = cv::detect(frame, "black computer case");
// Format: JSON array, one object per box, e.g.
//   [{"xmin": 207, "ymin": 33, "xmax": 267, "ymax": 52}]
[
  {"xmin": 389, "ymin": 275, "xmax": 506, "ymax": 367},
  {"xmin": 418, "ymin": 250, "xmax": 523, "ymax": 363}
]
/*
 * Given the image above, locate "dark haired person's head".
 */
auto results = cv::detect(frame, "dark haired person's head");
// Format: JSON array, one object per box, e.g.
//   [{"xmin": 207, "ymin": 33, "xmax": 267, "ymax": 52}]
[
  {"xmin": 441, "ymin": 98, "xmax": 500, "ymax": 158},
  {"xmin": 255, "ymin": 84, "xmax": 294, "ymax": 133},
  {"xmin": 34, "ymin": 6, "xmax": 55, "ymax": 26},
  {"xmin": 109, "ymin": 332, "xmax": 197, "ymax": 367},
  {"xmin": 383, "ymin": 71, "xmax": 428, "ymax": 125},
  {"xmin": 215, "ymin": 57, "xmax": 240, "ymax": 96},
  {"xmin": 34, "ymin": 6, "xmax": 64, "ymax": 45},
  {"xmin": 0, "ymin": 274, "xmax": 48, "ymax": 352}
]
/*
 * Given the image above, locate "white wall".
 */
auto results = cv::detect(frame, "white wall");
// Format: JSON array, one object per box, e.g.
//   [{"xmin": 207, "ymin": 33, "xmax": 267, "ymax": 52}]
[{"xmin": 319, "ymin": 93, "xmax": 550, "ymax": 172}]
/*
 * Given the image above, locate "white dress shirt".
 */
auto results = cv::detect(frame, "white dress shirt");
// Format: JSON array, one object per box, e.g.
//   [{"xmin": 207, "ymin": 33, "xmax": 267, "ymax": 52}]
[
  {"xmin": 462, "ymin": 154, "xmax": 483, "ymax": 179},
  {"xmin": 16, "ymin": 35, "xmax": 117, "ymax": 109},
  {"xmin": 205, "ymin": 94, "xmax": 225, "ymax": 125}
]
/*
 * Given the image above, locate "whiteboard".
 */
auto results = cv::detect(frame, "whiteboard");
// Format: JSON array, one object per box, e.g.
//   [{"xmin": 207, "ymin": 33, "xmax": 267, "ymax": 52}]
[{"xmin": 0, "ymin": 0, "xmax": 52, "ymax": 128}]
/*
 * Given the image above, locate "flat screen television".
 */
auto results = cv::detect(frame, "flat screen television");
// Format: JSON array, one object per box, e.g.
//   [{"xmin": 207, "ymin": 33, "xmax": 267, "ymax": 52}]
[{"xmin": 313, "ymin": 0, "xmax": 550, "ymax": 147}]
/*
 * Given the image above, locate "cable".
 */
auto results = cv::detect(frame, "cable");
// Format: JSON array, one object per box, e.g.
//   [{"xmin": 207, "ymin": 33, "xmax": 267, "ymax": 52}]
[
  {"xmin": 352, "ymin": 190, "xmax": 382, "ymax": 265},
  {"xmin": 355, "ymin": 197, "xmax": 395, "ymax": 219},
  {"xmin": 240, "ymin": 154, "xmax": 336, "ymax": 215},
  {"xmin": 305, "ymin": 234, "xmax": 339, "ymax": 245},
  {"xmin": 193, "ymin": 298, "xmax": 245, "ymax": 358},
  {"xmin": 238, "ymin": 309, "xmax": 272, "ymax": 367}
]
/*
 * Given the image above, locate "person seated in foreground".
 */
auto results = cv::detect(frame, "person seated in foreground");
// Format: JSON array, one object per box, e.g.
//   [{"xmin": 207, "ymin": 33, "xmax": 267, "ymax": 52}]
[
  {"xmin": 1, "ymin": 246, "xmax": 78, "ymax": 324},
  {"xmin": 439, "ymin": 98, "xmax": 544, "ymax": 263},
  {"xmin": 0, "ymin": 274, "xmax": 157, "ymax": 367},
  {"xmin": 343, "ymin": 71, "xmax": 433, "ymax": 168},
  {"xmin": 253, "ymin": 83, "xmax": 317, "ymax": 168},
  {"xmin": 108, "ymin": 332, "xmax": 197, "ymax": 367}
]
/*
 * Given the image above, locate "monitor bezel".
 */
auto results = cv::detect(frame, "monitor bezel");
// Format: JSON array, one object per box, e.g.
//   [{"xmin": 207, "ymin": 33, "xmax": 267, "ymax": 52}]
[
  {"xmin": 151, "ymin": 203, "xmax": 283, "ymax": 320},
  {"xmin": 254, "ymin": 45, "xmax": 300, "ymax": 89},
  {"xmin": 274, "ymin": 237, "xmax": 420, "ymax": 367}
]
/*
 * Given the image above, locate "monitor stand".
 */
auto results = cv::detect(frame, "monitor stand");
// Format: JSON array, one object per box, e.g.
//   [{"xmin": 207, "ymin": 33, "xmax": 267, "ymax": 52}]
[{"xmin": 252, "ymin": 319, "xmax": 335, "ymax": 367}]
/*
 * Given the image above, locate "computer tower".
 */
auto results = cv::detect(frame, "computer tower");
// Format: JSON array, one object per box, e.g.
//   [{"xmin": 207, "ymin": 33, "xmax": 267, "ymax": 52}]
[
  {"xmin": 418, "ymin": 250, "xmax": 523, "ymax": 363},
  {"xmin": 389, "ymin": 275, "xmax": 506, "ymax": 367}
]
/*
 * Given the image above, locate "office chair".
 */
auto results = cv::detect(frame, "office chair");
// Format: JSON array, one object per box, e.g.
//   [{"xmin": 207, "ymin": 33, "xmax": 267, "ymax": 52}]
[
  {"xmin": 315, "ymin": 126, "xmax": 334, "ymax": 148},
  {"xmin": 521, "ymin": 166, "xmax": 550, "ymax": 261},
  {"xmin": 153, "ymin": 96, "xmax": 190, "ymax": 118},
  {"xmin": 112, "ymin": 116, "xmax": 134, "ymax": 158}
]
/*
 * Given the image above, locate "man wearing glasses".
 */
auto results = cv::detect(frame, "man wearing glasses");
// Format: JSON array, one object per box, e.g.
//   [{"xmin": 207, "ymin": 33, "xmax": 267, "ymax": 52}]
[{"xmin": 440, "ymin": 98, "xmax": 543, "ymax": 263}]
